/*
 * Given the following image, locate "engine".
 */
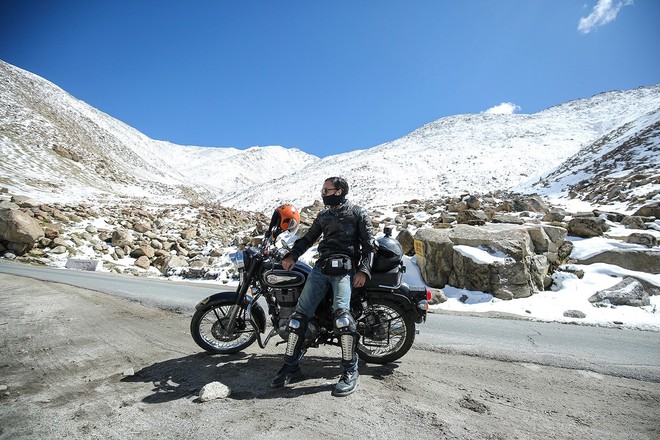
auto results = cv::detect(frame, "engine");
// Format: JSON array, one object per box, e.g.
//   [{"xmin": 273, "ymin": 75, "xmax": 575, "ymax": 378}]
[{"xmin": 273, "ymin": 287, "xmax": 302, "ymax": 338}]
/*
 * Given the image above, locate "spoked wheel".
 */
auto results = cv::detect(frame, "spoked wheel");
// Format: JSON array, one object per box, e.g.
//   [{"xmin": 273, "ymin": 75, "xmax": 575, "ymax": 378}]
[
  {"xmin": 357, "ymin": 299, "xmax": 415, "ymax": 364},
  {"xmin": 190, "ymin": 303, "xmax": 257, "ymax": 354}
]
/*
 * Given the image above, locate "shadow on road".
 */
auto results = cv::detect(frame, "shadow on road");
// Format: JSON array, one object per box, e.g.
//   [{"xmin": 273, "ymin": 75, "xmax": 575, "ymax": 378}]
[{"xmin": 122, "ymin": 352, "xmax": 399, "ymax": 403}]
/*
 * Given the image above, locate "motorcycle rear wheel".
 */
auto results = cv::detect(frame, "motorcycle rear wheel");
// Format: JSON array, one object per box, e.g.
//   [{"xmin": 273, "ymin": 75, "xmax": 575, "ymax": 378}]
[
  {"xmin": 357, "ymin": 298, "xmax": 416, "ymax": 364},
  {"xmin": 190, "ymin": 303, "xmax": 257, "ymax": 354}
]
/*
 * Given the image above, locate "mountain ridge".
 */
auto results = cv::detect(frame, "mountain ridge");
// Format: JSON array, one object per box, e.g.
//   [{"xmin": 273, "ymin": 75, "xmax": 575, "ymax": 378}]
[{"xmin": 1, "ymin": 60, "xmax": 659, "ymax": 213}]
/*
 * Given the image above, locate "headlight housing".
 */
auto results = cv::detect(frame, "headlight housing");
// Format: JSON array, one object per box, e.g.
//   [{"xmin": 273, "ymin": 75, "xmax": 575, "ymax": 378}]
[{"xmin": 229, "ymin": 251, "xmax": 245, "ymax": 269}]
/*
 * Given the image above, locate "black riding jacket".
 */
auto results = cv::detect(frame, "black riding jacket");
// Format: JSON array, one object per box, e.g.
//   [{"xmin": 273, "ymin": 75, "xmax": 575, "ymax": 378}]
[{"xmin": 286, "ymin": 201, "xmax": 375, "ymax": 278}]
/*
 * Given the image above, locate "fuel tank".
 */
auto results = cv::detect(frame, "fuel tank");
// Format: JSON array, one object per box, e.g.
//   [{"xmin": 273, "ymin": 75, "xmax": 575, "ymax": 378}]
[{"xmin": 261, "ymin": 266, "xmax": 306, "ymax": 288}]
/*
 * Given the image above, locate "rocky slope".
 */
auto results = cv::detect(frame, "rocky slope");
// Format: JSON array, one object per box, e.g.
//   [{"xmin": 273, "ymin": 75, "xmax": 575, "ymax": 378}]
[{"xmin": 520, "ymin": 108, "xmax": 660, "ymax": 212}]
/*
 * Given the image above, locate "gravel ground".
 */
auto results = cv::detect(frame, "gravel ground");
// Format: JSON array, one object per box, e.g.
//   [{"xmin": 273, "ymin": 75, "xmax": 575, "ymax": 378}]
[{"xmin": 1, "ymin": 273, "xmax": 659, "ymax": 439}]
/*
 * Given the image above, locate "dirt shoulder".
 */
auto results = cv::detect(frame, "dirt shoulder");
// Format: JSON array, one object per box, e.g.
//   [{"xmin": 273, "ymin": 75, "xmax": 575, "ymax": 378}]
[{"xmin": 1, "ymin": 273, "xmax": 659, "ymax": 440}]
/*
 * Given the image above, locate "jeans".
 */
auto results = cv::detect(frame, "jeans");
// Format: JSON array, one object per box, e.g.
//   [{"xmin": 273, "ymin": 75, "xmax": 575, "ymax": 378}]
[
  {"xmin": 293, "ymin": 265, "xmax": 358, "ymax": 372},
  {"xmin": 295, "ymin": 265, "xmax": 353, "ymax": 318}
]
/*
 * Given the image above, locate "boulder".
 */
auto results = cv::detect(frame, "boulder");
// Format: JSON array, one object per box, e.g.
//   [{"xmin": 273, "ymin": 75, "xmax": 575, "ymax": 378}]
[
  {"xmin": 114, "ymin": 247, "xmax": 125, "ymax": 259},
  {"xmin": 157, "ymin": 255, "xmax": 189, "ymax": 275},
  {"xmin": 181, "ymin": 228, "xmax": 198, "ymax": 240},
  {"xmin": 542, "ymin": 208, "xmax": 566, "ymax": 223},
  {"xmin": 43, "ymin": 227, "xmax": 60, "ymax": 239},
  {"xmin": 621, "ymin": 216, "xmax": 647, "ymax": 230},
  {"xmin": 428, "ymin": 288, "xmax": 447, "ymax": 304},
  {"xmin": 0, "ymin": 200, "xmax": 19, "ymax": 210},
  {"xmin": 396, "ymin": 229, "xmax": 415, "ymax": 256},
  {"xmin": 527, "ymin": 226, "xmax": 553, "ymax": 253},
  {"xmin": 111, "ymin": 229, "xmax": 134, "ymax": 247},
  {"xmin": 588, "ymin": 278, "xmax": 650, "ymax": 307},
  {"xmin": 0, "ymin": 208, "xmax": 44, "ymax": 244},
  {"xmin": 491, "ymin": 214, "xmax": 525, "ymax": 225},
  {"xmin": 464, "ymin": 195, "xmax": 481, "ymax": 210},
  {"xmin": 413, "ymin": 228, "xmax": 454, "ymax": 288},
  {"xmin": 446, "ymin": 224, "xmax": 535, "ymax": 260},
  {"xmin": 510, "ymin": 196, "xmax": 549, "ymax": 213},
  {"xmin": 456, "ymin": 210, "xmax": 487, "ymax": 226},
  {"xmin": 49, "ymin": 245, "xmax": 68, "ymax": 254},
  {"xmin": 449, "ymin": 245, "xmax": 536, "ymax": 299},
  {"xmin": 527, "ymin": 224, "xmax": 567, "ymax": 264},
  {"xmin": 440, "ymin": 212, "xmax": 456, "ymax": 224},
  {"xmin": 633, "ymin": 202, "xmax": 660, "ymax": 219},
  {"xmin": 563, "ymin": 310, "xmax": 586, "ymax": 319},
  {"xmin": 199, "ymin": 381, "xmax": 231, "ymax": 402},
  {"xmin": 134, "ymin": 256, "xmax": 151, "ymax": 269},
  {"xmin": 594, "ymin": 210, "xmax": 625, "ymax": 223},
  {"xmin": 413, "ymin": 224, "xmax": 558, "ymax": 299},
  {"xmin": 11, "ymin": 195, "xmax": 39, "ymax": 208},
  {"xmin": 541, "ymin": 224, "xmax": 569, "ymax": 246},
  {"xmin": 625, "ymin": 233, "xmax": 657, "ymax": 248},
  {"xmin": 574, "ymin": 248, "xmax": 660, "ymax": 274},
  {"xmin": 567, "ymin": 217, "xmax": 609, "ymax": 237},
  {"xmin": 133, "ymin": 222, "xmax": 151, "ymax": 233},
  {"xmin": 130, "ymin": 245, "xmax": 156, "ymax": 259}
]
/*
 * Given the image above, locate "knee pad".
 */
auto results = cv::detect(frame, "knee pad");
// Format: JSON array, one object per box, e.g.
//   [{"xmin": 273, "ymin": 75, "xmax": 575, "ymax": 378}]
[
  {"xmin": 334, "ymin": 308, "xmax": 357, "ymax": 335},
  {"xmin": 288, "ymin": 311, "xmax": 308, "ymax": 336},
  {"xmin": 284, "ymin": 311, "xmax": 308, "ymax": 364}
]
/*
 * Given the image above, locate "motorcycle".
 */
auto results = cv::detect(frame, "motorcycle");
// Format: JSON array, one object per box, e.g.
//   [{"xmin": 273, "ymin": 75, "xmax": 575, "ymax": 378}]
[{"xmin": 190, "ymin": 226, "xmax": 429, "ymax": 364}]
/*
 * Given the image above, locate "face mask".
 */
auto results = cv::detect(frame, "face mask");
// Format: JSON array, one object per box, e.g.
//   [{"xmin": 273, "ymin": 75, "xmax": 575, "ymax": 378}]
[{"xmin": 322, "ymin": 194, "xmax": 346, "ymax": 206}]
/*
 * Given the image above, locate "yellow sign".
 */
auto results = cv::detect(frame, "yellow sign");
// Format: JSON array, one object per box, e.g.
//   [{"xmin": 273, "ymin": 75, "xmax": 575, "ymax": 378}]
[{"xmin": 414, "ymin": 239, "xmax": 424, "ymax": 256}]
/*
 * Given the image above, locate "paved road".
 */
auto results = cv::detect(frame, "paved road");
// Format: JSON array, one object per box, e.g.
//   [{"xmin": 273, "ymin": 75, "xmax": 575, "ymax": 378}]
[
  {"xmin": 418, "ymin": 312, "xmax": 660, "ymax": 381},
  {"xmin": 2, "ymin": 259, "xmax": 659, "ymax": 381},
  {"xmin": 0, "ymin": 259, "xmax": 233, "ymax": 312}
]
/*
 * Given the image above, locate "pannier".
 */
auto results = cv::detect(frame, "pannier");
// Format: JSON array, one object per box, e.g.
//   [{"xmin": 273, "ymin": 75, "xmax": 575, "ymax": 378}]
[
  {"xmin": 366, "ymin": 227, "xmax": 405, "ymax": 288},
  {"xmin": 366, "ymin": 265, "xmax": 404, "ymax": 288}
]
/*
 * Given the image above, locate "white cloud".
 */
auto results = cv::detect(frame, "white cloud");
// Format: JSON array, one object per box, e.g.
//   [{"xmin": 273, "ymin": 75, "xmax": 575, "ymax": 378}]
[
  {"xmin": 578, "ymin": 0, "xmax": 633, "ymax": 34},
  {"xmin": 483, "ymin": 102, "xmax": 521, "ymax": 115}
]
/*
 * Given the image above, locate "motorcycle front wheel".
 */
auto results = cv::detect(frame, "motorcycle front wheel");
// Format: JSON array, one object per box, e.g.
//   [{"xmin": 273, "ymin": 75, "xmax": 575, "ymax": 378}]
[
  {"xmin": 190, "ymin": 303, "xmax": 257, "ymax": 354},
  {"xmin": 357, "ymin": 298, "xmax": 416, "ymax": 364}
]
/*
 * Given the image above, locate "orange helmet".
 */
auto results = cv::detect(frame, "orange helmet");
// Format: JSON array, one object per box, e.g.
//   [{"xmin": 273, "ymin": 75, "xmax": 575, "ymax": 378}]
[{"xmin": 269, "ymin": 204, "xmax": 300, "ymax": 237}]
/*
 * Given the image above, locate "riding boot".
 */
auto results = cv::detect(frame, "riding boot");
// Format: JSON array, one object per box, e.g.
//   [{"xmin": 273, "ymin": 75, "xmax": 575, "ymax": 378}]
[
  {"xmin": 333, "ymin": 333, "xmax": 359, "ymax": 396},
  {"xmin": 271, "ymin": 312, "xmax": 307, "ymax": 388},
  {"xmin": 332, "ymin": 309, "xmax": 360, "ymax": 396},
  {"xmin": 271, "ymin": 362, "xmax": 303, "ymax": 388}
]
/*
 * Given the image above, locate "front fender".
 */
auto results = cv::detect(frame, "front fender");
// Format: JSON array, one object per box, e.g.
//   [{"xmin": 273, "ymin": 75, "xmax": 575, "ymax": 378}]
[
  {"xmin": 196, "ymin": 290, "xmax": 239, "ymax": 310},
  {"xmin": 195, "ymin": 290, "xmax": 267, "ymax": 333}
]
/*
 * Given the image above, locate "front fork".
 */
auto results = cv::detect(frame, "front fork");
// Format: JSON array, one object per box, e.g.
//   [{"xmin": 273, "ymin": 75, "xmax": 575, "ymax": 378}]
[
  {"xmin": 221, "ymin": 263, "xmax": 259, "ymax": 339},
  {"xmin": 223, "ymin": 269, "xmax": 279, "ymax": 349}
]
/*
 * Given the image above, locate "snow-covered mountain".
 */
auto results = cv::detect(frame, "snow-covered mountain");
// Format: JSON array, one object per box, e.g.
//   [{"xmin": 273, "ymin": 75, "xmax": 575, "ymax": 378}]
[
  {"xmin": 516, "ymin": 107, "xmax": 660, "ymax": 212},
  {"xmin": 0, "ymin": 61, "xmax": 317, "ymax": 206},
  {"xmin": 224, "ymin": 88, "xmax": 660, "ymax": 212},
  {"xmin": 1, "ymin": 59, "xmax": 659, "ymax": 214}
]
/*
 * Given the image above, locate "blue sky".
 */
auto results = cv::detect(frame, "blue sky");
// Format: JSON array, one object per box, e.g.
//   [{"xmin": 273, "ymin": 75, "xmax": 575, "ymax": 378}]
[{"xmin": 1, "ymin": 1, "xmax": 658, "ymax": 158}]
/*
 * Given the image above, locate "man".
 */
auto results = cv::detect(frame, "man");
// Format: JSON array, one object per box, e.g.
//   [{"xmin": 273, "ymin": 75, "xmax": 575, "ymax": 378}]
[{"xmin": 271, "ymin": 177, "xmax": 375, "ymax": 397}]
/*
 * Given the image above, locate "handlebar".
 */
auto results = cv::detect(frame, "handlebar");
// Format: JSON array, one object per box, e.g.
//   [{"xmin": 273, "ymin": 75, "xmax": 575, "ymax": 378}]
[{"xmin": 258, "ymin": 233, "xmax": 293, "ymax": 262}]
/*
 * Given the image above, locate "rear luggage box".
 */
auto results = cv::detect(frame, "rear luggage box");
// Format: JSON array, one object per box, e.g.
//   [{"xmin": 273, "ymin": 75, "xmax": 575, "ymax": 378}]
[{"xmin": 365, "ymin": 266, "xmax": 403, "ymax": 289}]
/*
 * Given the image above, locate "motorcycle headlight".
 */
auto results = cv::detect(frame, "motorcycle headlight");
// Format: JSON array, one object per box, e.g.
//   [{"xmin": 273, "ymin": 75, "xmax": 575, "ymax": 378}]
[{"xmin": 229, "ymin": 251, "xmax": 245, "ymax": 269}]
